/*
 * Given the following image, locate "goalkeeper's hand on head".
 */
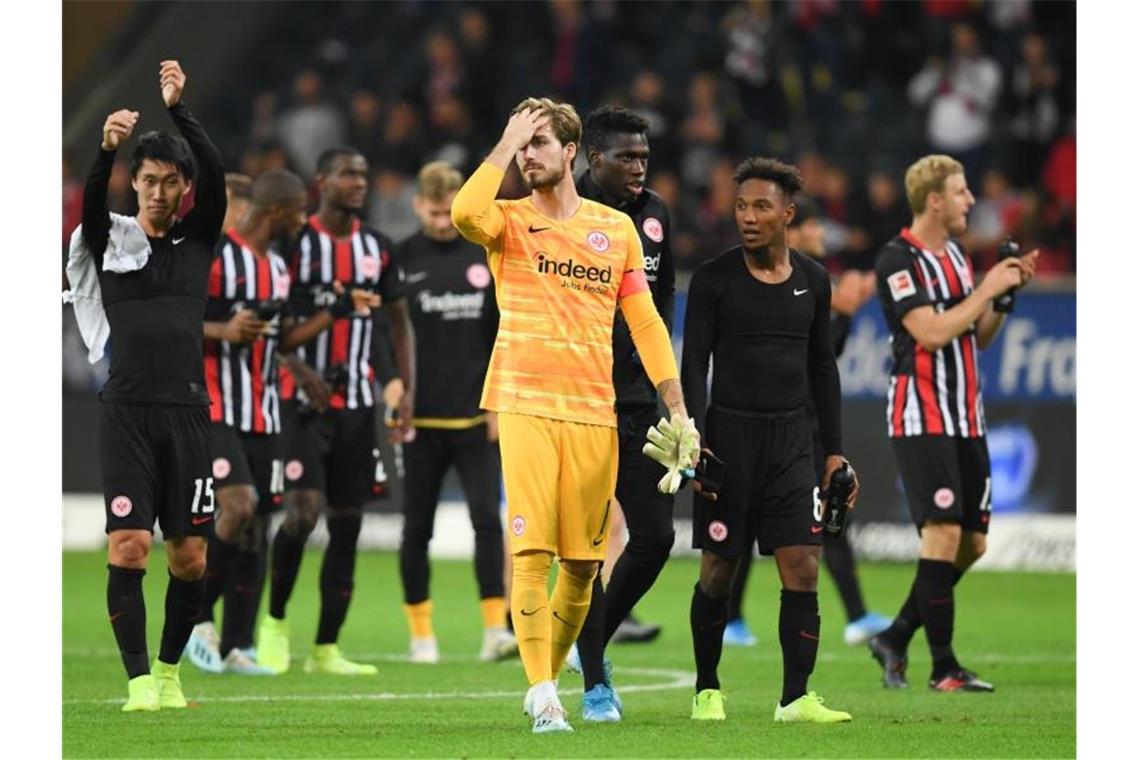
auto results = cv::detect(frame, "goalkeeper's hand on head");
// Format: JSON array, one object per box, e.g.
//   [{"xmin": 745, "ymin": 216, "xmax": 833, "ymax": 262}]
[{"xmin": 642, "ymin": 413, "xmax": 701, "ymax": 494}]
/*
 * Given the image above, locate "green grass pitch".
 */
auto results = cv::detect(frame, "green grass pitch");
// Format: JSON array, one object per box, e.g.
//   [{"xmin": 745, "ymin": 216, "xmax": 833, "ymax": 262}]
[{"xmin": 63, "ymin": 550, "xmax": 1074, "ymax": 758}]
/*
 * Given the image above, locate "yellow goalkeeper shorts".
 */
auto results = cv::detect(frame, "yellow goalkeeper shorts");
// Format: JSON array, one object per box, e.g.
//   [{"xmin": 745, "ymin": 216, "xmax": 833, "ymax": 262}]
[{"xmin": 498, "ymin": 412, "xmax": 618, "ymax": 561}]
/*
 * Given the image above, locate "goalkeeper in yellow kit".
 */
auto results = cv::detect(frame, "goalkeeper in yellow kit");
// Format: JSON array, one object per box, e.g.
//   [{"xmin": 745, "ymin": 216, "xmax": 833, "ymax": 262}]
[{"xmin": 452, "ymin": 98, "xmax": 698, "ymax": 733}]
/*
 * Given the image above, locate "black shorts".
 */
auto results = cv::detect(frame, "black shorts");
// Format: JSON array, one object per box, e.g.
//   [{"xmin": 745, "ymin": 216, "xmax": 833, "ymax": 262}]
[
  {"xmin": 693, "ymin": 406, "xmax": 823, "ymax": 557},
  {"xmin": 616, "ymin": 404, "xmax": 675, "ymax": 540},
  {"xmin": 209, "ymin": 424, "xmax": 285, "ymax": 513},
  {"xmin": 100, "ymin": 402, "xmax": 214, "ymax": 537},
  {"xmin": 892, "ymin": 435, "xmax": 993, "ymax": 534},
  {"xmin": 282, "ymin": 401, "xmax": 381, "ymax": 508}
]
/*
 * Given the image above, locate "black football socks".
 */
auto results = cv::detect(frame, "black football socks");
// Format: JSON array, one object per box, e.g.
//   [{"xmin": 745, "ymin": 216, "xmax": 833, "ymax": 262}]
[
  {"xmin": 577, "ymin": 574, "xmax": 607, "ymax": 690},
  {"xmin": 882, "ymin": 563, "xmax": 965, "ymax": 651},
  {"xmin": 778, "ymin": 589, "xmax": 820, "ymax": 706},
  {"xmin": 316, "ymin": 512, "xmax": 362, "ymax": 644},
  {"xmin": 690, "ymin": 582, "xmax": 728, "ymax": 691},
  {"xmin": 221, "ymin": 538, "xmax": 266, "ymax": 655},
  {"xmin": 200, "ymin": 536, "xmax": 236, "ymax": 624},
  {"xmin": 158, "ymin": 571, "xmax": 206, "ymax": 666},
  {"xmin": 914, "ymin": 558, "xmax": 961, "ymax": 677},
  {"xmin": 268, "ymin": 524, "xmax": 307, "ymax": 620},
  {"xmin": 107, "ymin": 565, "xmax": 149, "ymax": 679}
]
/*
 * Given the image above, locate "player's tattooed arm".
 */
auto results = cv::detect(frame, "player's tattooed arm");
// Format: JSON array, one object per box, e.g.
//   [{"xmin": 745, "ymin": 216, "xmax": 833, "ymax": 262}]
[{"xmin": 656, "ymin": 378, "xmax": 689, "ymax": 421}]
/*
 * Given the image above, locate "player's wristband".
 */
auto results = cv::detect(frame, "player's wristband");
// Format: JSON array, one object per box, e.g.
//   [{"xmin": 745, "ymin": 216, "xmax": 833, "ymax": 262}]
[{"xmin": 328, "ymin": 289, "xmax": 356, "ymax": 318}]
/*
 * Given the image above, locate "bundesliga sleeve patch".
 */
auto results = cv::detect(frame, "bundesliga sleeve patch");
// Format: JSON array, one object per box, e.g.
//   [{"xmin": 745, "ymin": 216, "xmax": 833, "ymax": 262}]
[{"xmin": 888, "ymin": 270, "xmax": 917, "ymax": 301}]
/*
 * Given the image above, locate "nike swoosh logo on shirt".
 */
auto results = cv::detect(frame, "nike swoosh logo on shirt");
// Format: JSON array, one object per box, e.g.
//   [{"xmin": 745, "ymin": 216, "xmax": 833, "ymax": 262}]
[
  {"xmin": 528, "ymin": 225, "xmax": 550, "ymax": 233},
  {"xmin": 172, "ymin": 237, "xmax": 186, "ymax": 246},
  {"xmin": 405, "ymin": 272, "xmax": 429, "ymax": 283},
  {"xmin": 794, "ymin": 288, "xmax": 809, "ymax": 296}
]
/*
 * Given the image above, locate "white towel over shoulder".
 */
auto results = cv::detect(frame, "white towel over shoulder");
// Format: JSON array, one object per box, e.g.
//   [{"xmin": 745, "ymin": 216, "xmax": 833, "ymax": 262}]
[{"xmin": 63, "ymin": 213, "xmax": 151, "ymax": 363}]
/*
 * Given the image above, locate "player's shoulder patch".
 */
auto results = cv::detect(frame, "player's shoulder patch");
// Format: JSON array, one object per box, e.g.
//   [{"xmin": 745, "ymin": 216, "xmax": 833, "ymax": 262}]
[{"xmin": 887, "ymin": 269, "xmax": 917, "ymax": 301}]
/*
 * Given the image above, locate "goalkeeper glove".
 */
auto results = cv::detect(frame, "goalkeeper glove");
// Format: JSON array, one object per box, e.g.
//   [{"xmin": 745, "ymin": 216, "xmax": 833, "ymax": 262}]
[{"xmin": 642, "ymin": 413, "xmax": 701, "ymax": 494}]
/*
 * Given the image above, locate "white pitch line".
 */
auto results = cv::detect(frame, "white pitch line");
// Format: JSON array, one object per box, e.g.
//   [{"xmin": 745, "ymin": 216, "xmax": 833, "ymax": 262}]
[
  {"xmin": 63, "ymin": 666, "xmax": 692, "ymax": 707},
  {"xmin": 63, "ymin": 648, "xmax": 1077, "ymax": 665}
]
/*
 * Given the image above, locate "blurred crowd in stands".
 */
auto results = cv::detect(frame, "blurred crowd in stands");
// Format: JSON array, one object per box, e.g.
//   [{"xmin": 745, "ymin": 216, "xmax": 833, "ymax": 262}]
[{"xmin": 63, "ymin": 0, "xmax": 1075, "ymax": 392}]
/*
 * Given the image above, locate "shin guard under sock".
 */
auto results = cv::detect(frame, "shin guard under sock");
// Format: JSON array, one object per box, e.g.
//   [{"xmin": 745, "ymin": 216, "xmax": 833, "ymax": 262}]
[
  {"xmin": 576, "ymin": 573, "xmax": 606, "ymax": 689},
  {"xmin": 690, "ymin": 583, "xmax": 728, "ymax": 692},
  {"xmin": 268, "ymin": 525, "xmax": 307, "ymax": 620},
  {"xmin": 107, "ymin": 565, "xmax": 149, "ymax": 679},
  {"xmin": 778, "ymin": 589, "xmax": 820, "ymax": 706},
  {"xmin": 316, "ymin": 512, "xmax": 362, "ymax": 645},
  {"xmin": 158, "ymin": 572, "xmax": 206, "ymax": 665}
]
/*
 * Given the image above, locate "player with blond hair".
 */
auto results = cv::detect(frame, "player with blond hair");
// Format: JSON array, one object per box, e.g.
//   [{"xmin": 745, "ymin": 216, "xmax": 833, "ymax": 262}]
[
  {"xmin": 452, "ymin": 97, "xmax": 698, "ymax": 733},
  {"xmin": 869, "ymin": 154, "xmax": 1037, "ymax": 692}
]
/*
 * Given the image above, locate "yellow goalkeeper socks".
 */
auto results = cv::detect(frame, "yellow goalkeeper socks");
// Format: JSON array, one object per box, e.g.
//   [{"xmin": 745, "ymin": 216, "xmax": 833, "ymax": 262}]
[
  {"xmin": 549, "ymin": 561, "xmax": 597, "ymax": 679},
  {"xmin": 511, "ymin": 551, "xmax": 554, "ymax": 685},
  {"xmin": 403, "ymin": 600, "xmax": 434, "ymax": 639},
  {"xmin": 480, "ymin": 596, "xmax": 507, "ymax": 630}
]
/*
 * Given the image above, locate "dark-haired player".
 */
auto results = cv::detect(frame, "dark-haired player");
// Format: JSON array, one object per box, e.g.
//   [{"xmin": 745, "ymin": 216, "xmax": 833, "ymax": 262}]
[
  {"xmin": 722, "ymin": 201, "xmax": 890, "ymax": 649},
  {"xmin": 868, "ymin": 155, "xmax": 1037, "ymax": 692},
  {"xmin": 74, "ymin": 61, "xmax": 223, "ymax": 711},
  {"xmin": 256, "ymin": 146, "xmax": 415, "ymax": 675},
  {"xmin": 567, "ymin": 106, "xmax": 675, "ymax": 721},
  {"xmin": 186, "ymin": 169, "xmax": 379, "ymax": 674},
  {"xmin": 682, "ymin": 157, "xmax": 855, "ymax": 723}
]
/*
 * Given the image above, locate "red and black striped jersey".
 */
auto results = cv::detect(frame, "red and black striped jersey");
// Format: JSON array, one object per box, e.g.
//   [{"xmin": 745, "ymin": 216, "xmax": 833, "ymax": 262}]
[
  {"xmin": 875, "ymin": 228, "xmax": 986, "ymax": 439},
  {"xmin": 283, "ymin": 215, "xmax": 403, "ymax": 410},
  {"xmin": 204, "ymin": 229, "xmax": 291, "ymax": 434}
]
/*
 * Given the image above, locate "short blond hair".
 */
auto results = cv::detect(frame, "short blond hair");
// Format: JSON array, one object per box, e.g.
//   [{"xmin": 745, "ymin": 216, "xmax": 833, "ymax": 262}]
[
  {"xmin": 416, "ymin": 161, "xmax": 463, "ymax": 201},
  {"xmin": 904, "ymin": 155, "xmax": 965, "ymax": 214},
  {"xmin": 511, "ymin": 97, "xmax": 582, "ymax": 147}
]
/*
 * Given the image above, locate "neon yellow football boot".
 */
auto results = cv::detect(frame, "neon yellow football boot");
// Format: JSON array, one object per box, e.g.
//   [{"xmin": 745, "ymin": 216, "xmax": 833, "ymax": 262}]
[
  {"xmin": 691, "ymin": 688, "xmax": 726, "ymax": 720},
  {"xmin": 773, "ymin": 691, "xmax": 852, "ymax": 723},
  {"xmin": 303, "ymin": 644, "xmax": 378, "ymax": 675},
  {"xmin": 121, "ymin": 674, "xmax": 160, "ymax": 713},
  {"xmin": 152, "ymin": 660, "xmax": 187, "ymax": 709},
  {"xmin": 257, "ymin": 615, "xmax": 291, "ymax": 674}
]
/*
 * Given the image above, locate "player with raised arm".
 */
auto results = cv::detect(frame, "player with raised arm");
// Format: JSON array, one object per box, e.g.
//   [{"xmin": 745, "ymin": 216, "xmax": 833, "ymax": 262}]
[
  {"xmin": 868, "ymin": 155, "xmax": 1037, "ymax": 692},
  {"xmin": 256, "ymin": 146, "xmax": 415, "ymax": 676},
  {"xmin": 452, "ymin": 98, "xmax": 697, "ymax": 733},
  {"xmin": 72, "ymin": 61, "xmax": 223, "ymax": 711},
  {"xmin": 681, "ymin": 158, "xmax": 856, "ymax": 724}
]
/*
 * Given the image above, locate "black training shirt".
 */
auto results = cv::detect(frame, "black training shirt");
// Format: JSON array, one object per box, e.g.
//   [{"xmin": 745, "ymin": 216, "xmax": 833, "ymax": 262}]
[
  {"xmin": 81, "ymin": 102, "xmax": 225, "ymax": 406},
  {"xmin": 395, "ymin": 231, "xmax": 498, "ymax": 421},
  {"xmin": 681, "ymin": 246, "xmax": 842, "ymax": 455},
  {"xmin": 576, "ymin": 172, "xmax": 675, "ymax": 408}
]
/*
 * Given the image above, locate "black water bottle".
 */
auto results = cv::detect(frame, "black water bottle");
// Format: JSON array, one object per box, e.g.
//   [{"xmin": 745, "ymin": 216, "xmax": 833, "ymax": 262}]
[
  {"xmin": 993, "ymin": 237, "xmax": 1020, "ymax": 313},
  {"xmin": 822, "ymin": 463, "xmax": 856, "ymax": 537}
]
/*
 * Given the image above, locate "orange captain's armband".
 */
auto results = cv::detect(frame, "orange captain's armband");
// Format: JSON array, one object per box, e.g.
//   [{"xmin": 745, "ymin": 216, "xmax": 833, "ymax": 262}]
[{"xmin": 618, "ymin": 269, "xmax": 649, "ymax": 298}]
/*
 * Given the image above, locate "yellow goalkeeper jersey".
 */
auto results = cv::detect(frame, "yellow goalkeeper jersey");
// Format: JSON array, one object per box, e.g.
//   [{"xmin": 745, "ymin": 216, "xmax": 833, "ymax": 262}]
[{"xmin": 452, "ymin": 162, "xmax": 646, "ymax": 428}]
